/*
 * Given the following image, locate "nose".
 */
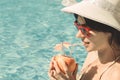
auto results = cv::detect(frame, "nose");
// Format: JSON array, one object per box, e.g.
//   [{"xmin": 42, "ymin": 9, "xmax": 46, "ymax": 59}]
[{"xmin": 76, "ymin": 30, "xmax": 85, "ymax": 38}]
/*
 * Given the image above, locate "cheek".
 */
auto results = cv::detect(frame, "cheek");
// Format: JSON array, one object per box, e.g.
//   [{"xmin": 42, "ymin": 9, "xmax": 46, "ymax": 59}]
[
  {"xmin": 86, "ymin": 37, "xmax": 102, "ymax": 51},
  {"xmin": 89, "ymin": 36, "xmax": 109, "ymax": 50}
]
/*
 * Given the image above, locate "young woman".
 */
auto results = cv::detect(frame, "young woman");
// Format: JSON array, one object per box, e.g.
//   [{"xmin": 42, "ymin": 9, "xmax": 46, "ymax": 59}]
[{"xmin": 48, "ymin": 0, "xmax": 120, "ymax": 80}]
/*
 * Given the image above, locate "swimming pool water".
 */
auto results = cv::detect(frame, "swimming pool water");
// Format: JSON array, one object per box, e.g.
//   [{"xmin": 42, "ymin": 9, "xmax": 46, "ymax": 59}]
[{"xmin": 0, "ymin": 0, "xmax": 87, "ymax": 80}]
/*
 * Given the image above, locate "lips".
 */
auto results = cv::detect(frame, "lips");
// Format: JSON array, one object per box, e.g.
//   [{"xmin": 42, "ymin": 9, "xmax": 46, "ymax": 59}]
[
  {"xmin": 81, "ymin": 38, "xmax": 90, "ymax": 46},
  {"xmin": 83, "ymin": 42, "xmax": 90, "ymax": 47},
  {"xmin": 84, "ymin": 42, "xmax": 90, "ymax": 44}
]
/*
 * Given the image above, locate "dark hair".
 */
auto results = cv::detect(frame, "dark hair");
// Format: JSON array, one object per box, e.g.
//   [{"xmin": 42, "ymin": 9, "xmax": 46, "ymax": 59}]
[{"xmin": 74, "ymin": 14, "xmax": 120, "ymax": 47}]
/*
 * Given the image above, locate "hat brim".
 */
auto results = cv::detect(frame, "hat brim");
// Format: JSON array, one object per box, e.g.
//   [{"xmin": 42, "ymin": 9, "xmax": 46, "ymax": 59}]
[{"xmin": 61, "ymin": 1, "xmax": 120, "ymax": 31}]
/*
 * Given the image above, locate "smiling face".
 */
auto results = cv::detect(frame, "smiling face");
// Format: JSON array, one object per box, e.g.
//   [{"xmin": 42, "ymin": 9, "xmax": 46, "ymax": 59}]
[{"xmin": 75, "ymin": 16, "xmax": 112, "ymax": 52}]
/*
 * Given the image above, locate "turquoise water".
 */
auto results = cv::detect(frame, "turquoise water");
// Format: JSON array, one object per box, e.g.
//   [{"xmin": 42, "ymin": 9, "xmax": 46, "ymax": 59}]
[{"xmin": 0, "ymin": 0, "xmax": 87, "ymax": 80}]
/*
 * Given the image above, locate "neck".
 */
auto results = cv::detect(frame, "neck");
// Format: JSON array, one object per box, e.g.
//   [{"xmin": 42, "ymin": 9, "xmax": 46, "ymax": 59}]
[{"xmin": 97, "ymin": 47, "xmax": 120, "ymax": 64}]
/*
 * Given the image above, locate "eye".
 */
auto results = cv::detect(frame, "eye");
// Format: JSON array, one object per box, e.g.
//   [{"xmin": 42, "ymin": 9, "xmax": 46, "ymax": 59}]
[{"xmin": 80, "ymin": 28, "xmax": 86, "ymax": 34}]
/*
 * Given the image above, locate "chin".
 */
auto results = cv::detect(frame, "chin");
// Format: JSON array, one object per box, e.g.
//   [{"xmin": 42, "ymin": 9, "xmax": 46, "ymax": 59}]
[
  {"xmin": 85, "ymin": 44, "xmax": 97, "ymax": 52},
  {"xmin": 86, "ymin": 48, "xmax": 95, "ymax": 52}
]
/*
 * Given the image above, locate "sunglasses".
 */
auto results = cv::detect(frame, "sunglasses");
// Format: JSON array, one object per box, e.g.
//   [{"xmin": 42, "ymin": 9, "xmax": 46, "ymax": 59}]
[{"xmin": 74, "ymin": 20, "xmax": 91, "ymax": 37}]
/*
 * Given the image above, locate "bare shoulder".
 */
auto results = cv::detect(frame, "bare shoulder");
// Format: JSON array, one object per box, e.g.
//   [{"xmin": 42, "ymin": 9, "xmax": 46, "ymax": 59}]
[
  {"xmin": 109, "ymin": 61, "xmax": 120, "ymax": 80},
  {"xmin": 113, "ymin": 60, "xmax": 120, "ymax": 71}
]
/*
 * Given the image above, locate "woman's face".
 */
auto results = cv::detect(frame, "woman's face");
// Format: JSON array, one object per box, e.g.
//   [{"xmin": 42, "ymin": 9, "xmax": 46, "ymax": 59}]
[{"xmin": 75, "ymin": 16, "xmax": 111, "ymax": 52}]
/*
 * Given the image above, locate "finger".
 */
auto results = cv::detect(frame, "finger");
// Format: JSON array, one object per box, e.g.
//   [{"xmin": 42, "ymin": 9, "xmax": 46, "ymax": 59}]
[
  {"xmin": 65, "ymin": 63, "xmax": 78, "ymax": 80},
  {"xmin": 53, "ymin": 59, "xmax": 68, "ymax": 79},
  {"xmin": 52, "ymin": 69, "xmax": 64, "ymax": 80},
  {"xmin": 49, "ymin": 70, "xmax": 57, "ymax": 80},
  {"xmin": 59, "ymin": 58, "xmax": 68, "ymax": 73},
  {"xmin": 50, "ymin": 62, "xmax": 54, "ymax": 70},
  {"xmin": 50, "ymin": 56, "xmax": 56, "ymax": 67},
  {"xmin": 48, "ymin": 69, "xmax": 53, "ymax": 77},
  {"xmin": 49, "ymin": 57, "xmax": 56, "ymax": 72},
  {"xmin": 73, "ymin": 63, "xmax": 78, "ymax": 76},
  {"xmin": 53, "ymin": 60, "xmax": 61, "ymax": 73},
  {"xmin": 58, "ymin": 57, "xmax": 73, "ymax": 79},
  {"xmin": 51, "ymin": 56, "xmax": 55, "ymax": 61}
]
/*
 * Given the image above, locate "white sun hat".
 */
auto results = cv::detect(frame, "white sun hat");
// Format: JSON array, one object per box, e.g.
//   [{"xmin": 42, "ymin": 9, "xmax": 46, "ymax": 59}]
[{"xmin": 61, "ymin": 0, "xmax": 120, "ymax": 31}]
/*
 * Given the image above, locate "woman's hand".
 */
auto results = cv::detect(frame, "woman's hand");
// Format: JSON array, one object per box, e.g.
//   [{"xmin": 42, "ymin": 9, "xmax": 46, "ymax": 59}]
[{"xmin": 48, "ymin": 57, "xmax": 78, "ymax": 80}]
